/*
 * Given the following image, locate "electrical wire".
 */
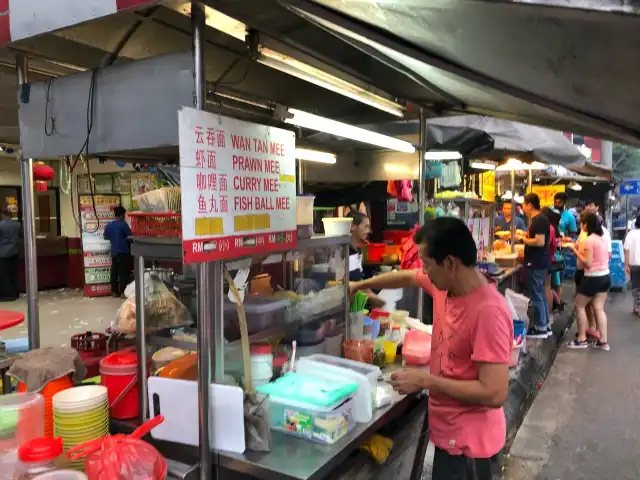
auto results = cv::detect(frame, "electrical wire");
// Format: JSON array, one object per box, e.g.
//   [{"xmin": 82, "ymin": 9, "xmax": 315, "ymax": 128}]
[{"xmin": 44, "ymin": 78, "xmax": 55, "ymax": 136}]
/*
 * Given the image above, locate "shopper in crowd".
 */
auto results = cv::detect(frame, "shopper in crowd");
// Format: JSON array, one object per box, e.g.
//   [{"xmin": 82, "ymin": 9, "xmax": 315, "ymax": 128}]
[
  {"xmin": 495, "ymin": 201, "xmax": 526, "ymax": 232},
  {"xmin": 584, "ymin": 200, "xmax": 612, "ymax": 257},
  {"xmin": 350, "ymin": 217, "xmax": 512, "ymax": 480},
  {"xmin": 103, "ymin": 206, "xmax": 132, "ymax": 298},
  {"xmin": 573, "ymin": 211, "xmax": 600, "ymax": 341},
  {"xmin": 542, "ymin": 207, "xmax": 565, "ymax": 313},
  {"xmin": 518, "ymin": 193, "xmax": 552, "ymax": 338},
  {"xmin": 0, "ymin": 206, "xmax": 22, "ymax": 302},
  {"xmin": 624, "ymin": 215, "xmax": 640, "ymax": 315},
  {"xmin": 347, "ymin": 211, "xmax": 384, "ymax": 307},
  {"xmin": 565, "ymin": 211, "xmax": 611, "ymax": 350},
  {"xmin": 554, "ymin": 192, "xmax": 578, "ymax": 237}
]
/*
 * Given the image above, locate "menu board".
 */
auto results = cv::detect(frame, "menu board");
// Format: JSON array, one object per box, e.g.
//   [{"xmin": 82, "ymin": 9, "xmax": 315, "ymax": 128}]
[
  {"xmin": 79, "ymin": 195, "xmax": 120, "ymax": 297},
  {"xmin": 112, "ymin": 173, "xmax": 132, "ymax": 194},
  {"xmin": 532, "ymin": 185, "xmax": 565, "ymax": 208},
  {"xmin": 179, "ymin": 107, "xmax": 297, "ymax": 264}
]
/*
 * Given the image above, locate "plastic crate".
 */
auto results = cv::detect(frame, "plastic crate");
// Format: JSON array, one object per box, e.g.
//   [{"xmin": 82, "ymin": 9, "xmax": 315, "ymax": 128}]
[{"xmin": 129, "ymin": 212, "xmax": 181, "ymax": 238}]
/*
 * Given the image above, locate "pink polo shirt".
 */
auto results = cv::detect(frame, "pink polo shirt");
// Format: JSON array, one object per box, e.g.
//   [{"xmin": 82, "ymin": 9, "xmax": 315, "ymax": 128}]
[{"xmin": 416, "ymin": 270, "xmax": 513, "ymax": 458}]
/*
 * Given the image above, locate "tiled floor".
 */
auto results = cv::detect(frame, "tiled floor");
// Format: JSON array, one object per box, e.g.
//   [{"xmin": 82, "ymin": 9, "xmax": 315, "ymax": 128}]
[{"xmin": 0, "ymin": 290, "xmax": 124, "ymax": 347}]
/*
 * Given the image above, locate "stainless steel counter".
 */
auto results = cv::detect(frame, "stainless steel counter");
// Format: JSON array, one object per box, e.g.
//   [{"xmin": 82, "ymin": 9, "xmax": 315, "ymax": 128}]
[{"xmin": 217, "ymin": 393, "xmax": 421, "ymax": 480}]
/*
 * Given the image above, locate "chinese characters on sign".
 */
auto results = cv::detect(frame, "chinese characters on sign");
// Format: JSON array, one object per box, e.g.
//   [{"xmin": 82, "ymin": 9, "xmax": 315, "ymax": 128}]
[
  {"xmin": 531, "ymin": 185, "xmax": 565, "ymax": 208},
  {"xmin": 179, "ymin": 108, "xmax": 297, "ymax": 263}
]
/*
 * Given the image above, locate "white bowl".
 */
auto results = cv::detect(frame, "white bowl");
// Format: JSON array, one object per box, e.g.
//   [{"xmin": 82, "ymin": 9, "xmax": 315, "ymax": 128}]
[{"xmin": 322, "ymin": 217, "xmax": 352, "ymax": 236}]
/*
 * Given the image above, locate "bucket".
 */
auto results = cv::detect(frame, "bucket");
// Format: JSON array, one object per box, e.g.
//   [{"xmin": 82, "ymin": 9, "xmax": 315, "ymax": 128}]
[
  {"xmin": 99, "ymin": 352, "xmax": 139, "ymax": 420},
  {"xmin": 322, "ymin": 217, "xmax": 352, "ymax": 236}
]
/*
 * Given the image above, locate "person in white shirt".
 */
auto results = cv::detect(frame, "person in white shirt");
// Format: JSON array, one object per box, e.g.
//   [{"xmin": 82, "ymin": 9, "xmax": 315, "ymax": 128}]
[{"xmin": 624, "ymin": 216, "xmax": 640, "ymax": 314}]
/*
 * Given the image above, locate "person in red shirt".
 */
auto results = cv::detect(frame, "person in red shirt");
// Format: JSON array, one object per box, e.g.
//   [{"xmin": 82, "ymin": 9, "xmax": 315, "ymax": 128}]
[{"xmin": 350, "ymin": 217, "xmax": 513, "ymax": 480}]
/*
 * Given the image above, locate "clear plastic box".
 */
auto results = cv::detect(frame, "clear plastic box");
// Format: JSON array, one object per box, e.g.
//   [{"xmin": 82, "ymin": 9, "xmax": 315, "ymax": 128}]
[
  {"xmin": 267, "ymin": 396, "xmax": 355, "ymax": 444},
  {"xmin": 223, "ymin": 296, "xmax": 290, "ymax": 341}
]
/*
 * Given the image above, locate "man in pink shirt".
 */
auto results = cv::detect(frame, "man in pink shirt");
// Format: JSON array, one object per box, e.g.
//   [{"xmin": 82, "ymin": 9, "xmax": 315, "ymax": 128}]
[{"xmin": 350, "ymin": 218, "xmax": 513, "ymax": 480}]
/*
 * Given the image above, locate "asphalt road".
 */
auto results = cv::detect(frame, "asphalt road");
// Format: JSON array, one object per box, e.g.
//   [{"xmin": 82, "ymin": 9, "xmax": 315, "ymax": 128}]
[{"xmin": 506, "ymin": 289, "xmax": 640, "ymax": 480}]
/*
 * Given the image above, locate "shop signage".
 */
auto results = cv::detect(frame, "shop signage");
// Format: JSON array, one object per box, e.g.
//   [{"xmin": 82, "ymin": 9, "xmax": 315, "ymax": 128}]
[
  {"xmin": 179, "ymin": 107, "xmax": 297, "ymax": 264},
  {"xmin": 480, "ymin": 171, "xmax": 495, "ymax": 202},
  {"xmin": 620, "ymin": 180, "xmax": 640, "ymax": 196},
  {"xmin": 79, "ymin": 195, "xmax": 120, "ymax": 296},
  {"xmin": 531, "ymin": 185, "xmax": 564, "ymax": 207}
]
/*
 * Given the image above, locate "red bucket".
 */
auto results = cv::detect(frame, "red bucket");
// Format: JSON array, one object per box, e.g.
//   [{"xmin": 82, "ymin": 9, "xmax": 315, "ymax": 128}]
[{"xmin": 100, "ymin": 352, "xmax": 139, "ymax": 420}]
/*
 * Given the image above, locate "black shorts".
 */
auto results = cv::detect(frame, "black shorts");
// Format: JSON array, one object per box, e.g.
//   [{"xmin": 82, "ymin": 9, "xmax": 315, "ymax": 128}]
[
  {"xmin": 575, "ymin": 269, "xmax": 584, "ymax": 288},
  {"xmin": 631, "ymin": 266, "xmax": 640, "ymax": 291},
  {"xmin": 432, "ymin": 447, "xmax": 501, "ymax": 480},
  {"xmin": 577, "ymin": 274, "xmax": 611, "ymax": 297}
]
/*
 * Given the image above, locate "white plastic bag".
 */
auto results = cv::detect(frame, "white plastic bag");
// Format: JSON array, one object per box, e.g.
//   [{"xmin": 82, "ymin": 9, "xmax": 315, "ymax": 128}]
[{"xmin": 505, "ymin": 288, "xmax": 530, "ymax": 323}]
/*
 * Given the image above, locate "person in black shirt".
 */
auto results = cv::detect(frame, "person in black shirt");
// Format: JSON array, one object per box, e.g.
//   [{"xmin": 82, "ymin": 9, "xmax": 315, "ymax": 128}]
[
  {"xmin": 347, "ymin": 212, "xmax": 384, "ymax": 307},
  {"xmin": 518, "ymin": 193, "xmax": 551, "ymax": 338}
]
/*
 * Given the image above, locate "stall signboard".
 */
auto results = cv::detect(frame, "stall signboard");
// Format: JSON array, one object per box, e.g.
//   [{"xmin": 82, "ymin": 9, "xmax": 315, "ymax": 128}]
[
  {"xmin": 481, "ymin": 171, "xmax": 495, "ymax": 202},
  {"xmin": 467, "ymin": 217, "xmax": 491, "ymax": 257},
  {"xmin": 79, "ymin": 195, "xmax": 120, "ymax": 297},
  {"xmin": 94, "ymin": 174, "xmax": 114, "ymax": 194},
  {"xmin": 532, "ymin": 185, "xmax": 564, "ymax": 207},
  {"xmin": 179, "ymin": 107, "xmax": 297, "ymax": 263},
  {"xmin": 77, "ymin": 175, "xmax": 93, "ymax": 194}
]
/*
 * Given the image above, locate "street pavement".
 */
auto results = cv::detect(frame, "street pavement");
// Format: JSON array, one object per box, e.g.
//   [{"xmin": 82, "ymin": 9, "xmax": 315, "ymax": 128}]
[{"xmin": 506, "ymin": 289, "xmax": 640, "ymax": 480}]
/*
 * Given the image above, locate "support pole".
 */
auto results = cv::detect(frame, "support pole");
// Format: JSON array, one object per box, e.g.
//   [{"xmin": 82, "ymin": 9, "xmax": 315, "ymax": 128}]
[
  {"xmin": 191, "ymin": 3, "xmax": 214, "ymax": 480},
  {"xmin": 297, "ymin": 160, "xmax": 304, "ymax": 195},
  {"xmin": 135, "ymin": 255, "xmax": 148, "ymax": 419},
  {"xmin": 416, "ymin": 109, "xmax": 427, "ymax": 321},
  {"xmin": 17, "ymin": 55, "xmax": 39, "ymax": 350},
  {"xmin": 528, "ymin": 169, "xmax": 533, "ymax": 193}
]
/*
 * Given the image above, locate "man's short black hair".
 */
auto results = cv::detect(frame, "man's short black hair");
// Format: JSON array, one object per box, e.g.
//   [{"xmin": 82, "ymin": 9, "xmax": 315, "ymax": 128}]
[
  {"xmin": 347, "ymin": 211, "xmax": 368, "ymax": 226},
  {"xmin": 114, "ymin": 206, "xmax": 126, "ymax": 217},
  {"xmin": 635, "ymin": 215, "xmax": 640, "ymax": 229},
  {"xmin": 523, "ymin": 193, "xmax": 541, "ymax": 210},
  {"xmin": 585, "ymin": 199, "xmax": 597, "ymax": 207},
  {"xmin": 554, "ymin": 192, "xmax": 568, "ymax": 203},
  {"xmin": 414, "ymin": 217, "xmax": 477, "ymax": 266}
]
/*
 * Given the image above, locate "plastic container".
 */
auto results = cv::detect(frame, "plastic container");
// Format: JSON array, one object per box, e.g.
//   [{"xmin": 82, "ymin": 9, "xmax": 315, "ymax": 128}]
[
  {"xmin": 272, "ymin": 351, "xmax": 289, "ymax": 378},
  {"xmin": 343, "ymin": 340, "xmax": 375, "ymax": 364},
  {"xmin": 0, "ymin": 394, "xmax": 45, "ymax": 480},
  {"xmin": 256, "ymin": 373, "xmax": 358, "ymax": 408},
  {"xmin": 266, "ymin": 395, "xmax": 355, "ymax": 444},
  {"xmin": 18, "ymin": 377, "xmax": 73, "ymax": 438},
  {"xmin": 250, "ymin": 343, "xmax": 273, "ymax": 388},
  {"xmin": 322, "ymin": 217, "xmax": 352, "ymax": 237},
  {"xmin": 157, "ymin": 352, "xmax": 198, "ymax": 381},
  {"xmin": 32, "ymin": 472, "xmax": 87, "ymax": 480},
  {"xmin": 296, "ymin": 341, "xmax": 326, "ymax": 358},
  {"xmin": 15, "ymin": 437, "xmax": 65, "ymax": 479},
  {"xmin": 297, "ymin": 358, "xmax": 373, "ymax": 423},
  {"xmin": 100, "ymin": 351, "xmax": 140, "ymax": 420},
  {"xmin": 383, "ymin": 341, "xmax": 398, "ymax": 364},
  {"xmin": 305, "ymin": 354, "xmax": 381, "ymax": 414},
  {"xmin": 402, "ymin": 331, "xmax": 432, "ymax": 366},
  {"xmin": 513, "ymin": 320, "xmax": 526, "ymax": 339},
  {"xmin": 363, "ymin": 244, "xmax": 385, "ymax": 263},
  {"xmin": 348, "ymin": 312, "xmax": 364, "ymax": 340},
  {"xmin": 390, "ymin": 310, "xmax": 409, "ymax": 328},
  {"xmin": 223, "ymin": 296, "xmax": 290, "ymax": 341}
]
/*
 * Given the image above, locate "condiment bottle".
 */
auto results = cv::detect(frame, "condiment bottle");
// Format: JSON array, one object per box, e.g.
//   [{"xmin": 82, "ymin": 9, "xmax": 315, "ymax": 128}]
[
  {"xmin": 389, "ymin": 325, "xmax": 402, "ymax": 344},
  {"xmin": 14, "ymin": 437, "xmax": 64, "ymax": 479}
]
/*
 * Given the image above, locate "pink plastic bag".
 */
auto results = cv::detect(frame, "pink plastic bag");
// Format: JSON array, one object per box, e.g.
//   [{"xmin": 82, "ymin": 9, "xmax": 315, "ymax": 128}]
[
  {"xmin": 68, "ymin": 416, "xmax": 167, "ymax": 480},
  {"xmin": 402, "ymin": 330, "xmax": 432, "ymax": 366}
]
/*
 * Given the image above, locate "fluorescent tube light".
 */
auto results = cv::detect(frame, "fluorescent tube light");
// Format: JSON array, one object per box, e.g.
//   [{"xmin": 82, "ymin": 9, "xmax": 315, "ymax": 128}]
[
  {"xmin": 173, "ymin": 3, "xmax": 246, "ymax": 41},
  {"xmin": 295, "ymin": 148, "xmax": 336, "ymax": 164},
  {"xmin": 285, "ymin": 108, "xmax": 416, "ymax": 153},
  {"xmin": 259, "ymin": 48, "xmax": 404, "ymax": 118},
  {"xmin": 424, "ymin": 151, "xmax": 462, "ymax": 160},
  {"xmin": 496, "ymin": 158, "xmax": 546, "ymax": 172},
  {"xmin": 470, "ymin": 161, "xmax": 496, "ymax": 170}
]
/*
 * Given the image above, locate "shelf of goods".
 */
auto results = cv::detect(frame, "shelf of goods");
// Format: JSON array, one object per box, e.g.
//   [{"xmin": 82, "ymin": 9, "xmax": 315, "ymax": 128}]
[{"xmin": 127, "ymin": 234, "xmax": 428, "ymax": 480}]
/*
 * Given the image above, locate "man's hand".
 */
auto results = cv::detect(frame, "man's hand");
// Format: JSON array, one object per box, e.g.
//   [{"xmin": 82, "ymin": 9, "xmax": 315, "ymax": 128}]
[
  {"xmin": 626, "ymin": 264, "xmax": 631, "ymax": 276},
  {"xmin": 349, "ymin": 281, "xmax": 362, "ymax": 298},
  {"xmin": 390, "ymin": 368, "xmax": 430, "ymax": 395}
]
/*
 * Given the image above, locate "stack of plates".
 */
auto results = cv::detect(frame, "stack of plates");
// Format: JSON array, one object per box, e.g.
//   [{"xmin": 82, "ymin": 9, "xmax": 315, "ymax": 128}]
[{"xmin": 52, "ymin": 386, "xmax": 109, "ymax": 470}]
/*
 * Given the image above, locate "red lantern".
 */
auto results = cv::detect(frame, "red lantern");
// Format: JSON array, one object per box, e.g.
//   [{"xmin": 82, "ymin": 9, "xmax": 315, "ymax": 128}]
[{"xmin": 32, "ymin": 162, "xmax": 55, "ymax": 192}]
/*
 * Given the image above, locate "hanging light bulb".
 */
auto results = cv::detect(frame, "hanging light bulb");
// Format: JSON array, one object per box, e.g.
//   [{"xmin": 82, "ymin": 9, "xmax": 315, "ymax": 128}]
[{"xmin": 568, "ymin": 181, "xmax": 582, "ymax": 191}]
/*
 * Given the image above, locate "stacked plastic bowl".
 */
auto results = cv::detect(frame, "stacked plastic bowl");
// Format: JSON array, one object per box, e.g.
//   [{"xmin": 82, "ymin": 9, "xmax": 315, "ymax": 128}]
[{"xmin": 52, "ymin": 386, "xmax": 109, "ymax": 470}]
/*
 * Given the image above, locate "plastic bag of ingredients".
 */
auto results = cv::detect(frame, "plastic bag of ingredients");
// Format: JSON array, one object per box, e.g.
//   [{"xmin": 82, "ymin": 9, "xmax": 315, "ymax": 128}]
[
  {"xmin": 114, "ymin": 274, "xmax": 193, "ymax": 334},
  {"xmin": 68, "ymin": 417, "xmax": 166, "ymax": 480}
]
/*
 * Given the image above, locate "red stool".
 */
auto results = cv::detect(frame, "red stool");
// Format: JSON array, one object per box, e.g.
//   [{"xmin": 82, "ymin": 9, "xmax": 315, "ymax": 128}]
[{"xmin": 0, "ymin": 311, "xmax": 24, "ymax": 332}]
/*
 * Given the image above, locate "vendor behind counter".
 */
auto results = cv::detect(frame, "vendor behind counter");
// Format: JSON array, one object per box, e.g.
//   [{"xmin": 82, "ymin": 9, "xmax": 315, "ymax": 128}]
[{"xmin": 347, "ymin": 211, "xmax": 384, "ymax": 308}]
